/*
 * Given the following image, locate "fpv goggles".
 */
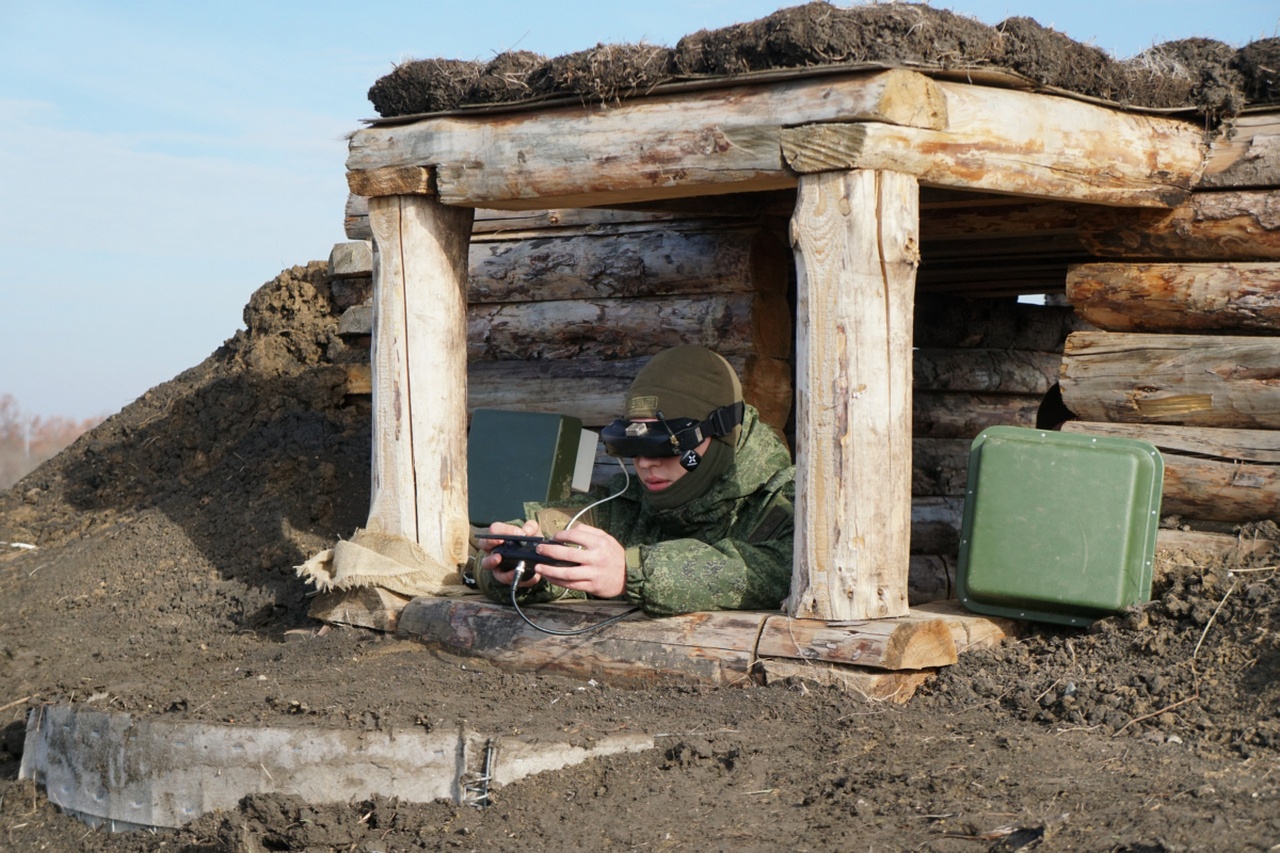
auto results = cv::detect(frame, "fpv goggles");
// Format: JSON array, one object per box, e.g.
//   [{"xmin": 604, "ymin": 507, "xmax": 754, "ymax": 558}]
[{"xmin": 601, "ymin": 401, "xmax": 744, "ymax": 460}]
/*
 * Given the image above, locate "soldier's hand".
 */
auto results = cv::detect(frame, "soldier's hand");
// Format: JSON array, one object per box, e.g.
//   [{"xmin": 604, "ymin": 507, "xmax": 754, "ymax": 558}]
[
  {"xmin": 534, "ymin": 523, "xmax": 626, "ymax": 599},
  {"xmin": 480, "ymin": 520, "xmax": 544, "ymax": 587}
]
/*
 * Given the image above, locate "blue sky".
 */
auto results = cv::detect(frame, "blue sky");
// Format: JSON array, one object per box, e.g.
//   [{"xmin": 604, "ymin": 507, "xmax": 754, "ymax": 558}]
[{"xmin": 2, "ymin": 1, "xmax": 1277, "ymax": 420}]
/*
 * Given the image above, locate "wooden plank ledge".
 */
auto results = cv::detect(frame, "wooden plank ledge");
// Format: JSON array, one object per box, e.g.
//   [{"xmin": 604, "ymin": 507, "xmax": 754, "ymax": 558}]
[
  {"xmin": 396, "ymin": 597, "xmax": 761, "ymax": 687},
  {"xmin": 390, "ymin": 596, "xmax": 996, "ymax": 695},
  {"xmin": 912, "ymin": 599, "xmax": 1021, "ymax": 654},
  {"xmin": 307, "ymin": 586, "xmax": 414, "ymax": 632},
  {"xmin": 757, "ymin": 611, "xmax": 958, "ymax": 670}
]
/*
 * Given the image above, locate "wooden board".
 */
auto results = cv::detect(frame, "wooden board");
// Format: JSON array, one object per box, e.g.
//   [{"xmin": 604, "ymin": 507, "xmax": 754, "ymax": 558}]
[
  {"xmin": 912, "ymin": 599, "xmax": 1019, "ymax": 654},
  {"xmin": 307, "ymin": 586, "xmax": 414, "ymax": 632}
]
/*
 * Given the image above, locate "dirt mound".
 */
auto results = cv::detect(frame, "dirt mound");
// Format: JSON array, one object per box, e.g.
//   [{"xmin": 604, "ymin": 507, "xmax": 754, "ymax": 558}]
[
  {"xmin": 366, "ymin": 2, "xmax": 1277, "ymax": 119},
  {"xmin": 2, "ymin": 257, "xmax": 1280, "ymax": 849}
]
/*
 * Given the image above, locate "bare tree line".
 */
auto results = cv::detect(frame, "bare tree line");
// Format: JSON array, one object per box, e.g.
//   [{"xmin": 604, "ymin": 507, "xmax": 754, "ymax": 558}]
[{"xmin": 0, "ymin": 395, "xmax": 103, "ymax": 491}]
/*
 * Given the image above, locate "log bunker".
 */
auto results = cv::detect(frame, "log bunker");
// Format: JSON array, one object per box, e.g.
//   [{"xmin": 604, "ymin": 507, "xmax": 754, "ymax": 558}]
[{"xmin": 306, "ymin": 2, "xmax": 1280, "ymax": 693}]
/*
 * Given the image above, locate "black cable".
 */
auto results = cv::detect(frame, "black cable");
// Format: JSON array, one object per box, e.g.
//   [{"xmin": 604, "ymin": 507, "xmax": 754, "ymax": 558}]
[{"xmin": 508, "ymin": 562, "xmax": 640, "ymax": 635}]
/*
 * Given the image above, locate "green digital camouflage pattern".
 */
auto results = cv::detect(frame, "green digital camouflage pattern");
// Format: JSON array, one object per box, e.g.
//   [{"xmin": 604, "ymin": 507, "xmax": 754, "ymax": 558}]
[{"xmin": 476, "ymin": 404, "xmax": 795, "ymax": 616}]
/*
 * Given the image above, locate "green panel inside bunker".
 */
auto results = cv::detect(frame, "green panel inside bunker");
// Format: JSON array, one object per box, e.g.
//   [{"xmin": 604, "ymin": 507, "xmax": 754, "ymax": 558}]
[
  {"xmin": 467, "ymin": 409, "xmax": 583, "ymax": 527},
  {"xmin": 956, "ymin": 426, "xmax": 1164, "ymax": 627}
]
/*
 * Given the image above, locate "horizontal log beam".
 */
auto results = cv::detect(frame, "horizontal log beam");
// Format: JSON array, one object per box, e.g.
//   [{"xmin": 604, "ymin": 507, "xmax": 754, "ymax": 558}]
[
  {"xmin": 468, "ymin": 228, "xmax": 758, "ymax": 302},
  {"xmin": 912, "ymin": 443, "xmax": 970, "ymax": 499},
  {"xmin": 920, "ymin": 199, "xmax": 1080, "ymax": 241},
  {"xmin": 1067, "ymin": 261, "xmax": 1280, "ymax": 333},
  {"xmin": 394, "ymin": 597, "xmax": 972, "ymax": 689},
  {"xmin": 346, "ymin": 354, "xmax": 786, "ymax": 430},
  {"xmin": 908, "ymin": 555, "xmax": 956, "ymax": 605},
  {"xmin": 1155, "ymin": 527, "xmax": 1278, "ymax": 561},
  {"xmin": 1060, "ymin": 331, "xmax": 1280, "ymax": 428},
  {"xmin": 1060, "ymin": 420, "xmax": 1280, "ymax": 463},
  {"xmin": 348, "ymin": 70, "xmax": 946, "ymax": 206},
  {"xmin": 468, "ymin": 354, "xmax": 781, "ymax": 429},
  {"xmin": 347, "ymin": 359, "xmax": 1043, "ymax": 442},
  {"xmin": 1063, "ymin": 421, "xmax": 1280, "ymax": 524},
  {"xmin": 398, "ymin": 598, "xmax": 760, "ymax": 686},
  {"xmin": 913, "ymin": 391, "xmax": 1041, "ymax": 439},
  {"xmin": 1078, "ymin": 189, "xmax": 1280, "ymax": 260},
  {"xmin": 345, "ymin": 191, "xmax": 701, "ymax": 242},
  {"xmin": 334, "ymin": 225, "xmax": 772, "ymax": 305},
  {"xmin": 467, "ymin": 294, "xmax": 756, "ymax": 361},
  {"xmin": 781, "ymin": 83, "xmax": 1204, "ymax": 208},
  {"xmin": 756, "ymin": 611, "xmax": 957, "ymax": 670},
  {"xmin": 914, "ymin": 348, "xmax": 1059, "ymax": 394},
  {"xmin": 347, "ymin": 72, "xmax": 1204, "ymax": 210}
]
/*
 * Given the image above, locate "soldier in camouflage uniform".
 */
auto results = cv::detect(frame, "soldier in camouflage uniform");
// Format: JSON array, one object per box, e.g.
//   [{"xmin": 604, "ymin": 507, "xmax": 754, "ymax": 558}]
[{"xmin": 476, "ymin": 345, "xmax": 795, "ymax": 616}]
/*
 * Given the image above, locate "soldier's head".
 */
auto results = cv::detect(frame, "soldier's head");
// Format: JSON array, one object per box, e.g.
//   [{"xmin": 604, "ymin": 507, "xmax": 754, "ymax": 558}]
[{"xmin": 601, "ymin": 345, "xmax": 745, "ymax": 508}]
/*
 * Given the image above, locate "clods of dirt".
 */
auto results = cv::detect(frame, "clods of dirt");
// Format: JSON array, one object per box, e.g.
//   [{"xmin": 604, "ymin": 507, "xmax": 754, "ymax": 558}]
[{"xmin": 366, "ymin": 2, "xmax": 1280, "ymax": 119}]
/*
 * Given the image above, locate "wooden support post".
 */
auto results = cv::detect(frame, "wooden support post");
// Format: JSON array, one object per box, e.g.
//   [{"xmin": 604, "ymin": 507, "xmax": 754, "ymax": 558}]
[
  {"xmin": 367, "ymin": 195, "xmax": 476, "ymax": 566},
  {"xmin": 788, "ymin": 169, "xmax": 920, "ymax": 621}
]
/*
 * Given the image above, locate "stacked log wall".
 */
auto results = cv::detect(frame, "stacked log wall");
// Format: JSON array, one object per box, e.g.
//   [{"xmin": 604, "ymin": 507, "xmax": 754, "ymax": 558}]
[
  {"xmin": 1062, "ymin": 264, "xmax": 1280, "ymax": 527},
  {"xmin": 1063, "ymin": 118, "xmax": 1280, "ymax": 530},
  {"xmin": 335, "ymin": 199, "xmax": 795, "ymax": 480},
  {"xmin": 906, "ymin": 294, "xmax": 1088, "ymax": 601}
]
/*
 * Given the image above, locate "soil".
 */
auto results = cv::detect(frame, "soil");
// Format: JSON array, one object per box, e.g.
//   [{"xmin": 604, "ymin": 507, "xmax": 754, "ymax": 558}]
[
  {"xmin": 1, "ymin": 262, "xmax": 1279, "ymax": 852},
  {"xmin": 366, "ymin": 2, "xmax": 1280, "ymax": 120}
]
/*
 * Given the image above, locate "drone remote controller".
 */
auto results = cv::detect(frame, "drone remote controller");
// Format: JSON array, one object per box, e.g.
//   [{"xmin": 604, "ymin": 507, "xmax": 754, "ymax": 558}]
[{"xmin": 481, "ymin": 534, "xmax": 580, "ymax": 573}]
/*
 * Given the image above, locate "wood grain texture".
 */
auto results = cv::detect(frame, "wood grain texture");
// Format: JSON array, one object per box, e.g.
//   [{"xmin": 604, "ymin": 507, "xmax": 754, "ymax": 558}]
[
  {"xmin": 1060, "ymin": 331, "xmax": 1280, "ymax": 429},
  {"xmin": 367, "ymin": 196, "xmax": 475, "ymax": 565},
  {"xmin": 788, "ymin": 169, "xmax": 919, "ymax": 621},
  {"xmin": 1067, "ymin": 262, "xmax": 1280, "ymax": 333}
]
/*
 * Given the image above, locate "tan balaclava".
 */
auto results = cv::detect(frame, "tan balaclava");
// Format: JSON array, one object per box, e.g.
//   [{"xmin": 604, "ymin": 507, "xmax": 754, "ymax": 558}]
[{"xmin": 624, "ymin": 345, "xmax": 743, "ymax": 509}]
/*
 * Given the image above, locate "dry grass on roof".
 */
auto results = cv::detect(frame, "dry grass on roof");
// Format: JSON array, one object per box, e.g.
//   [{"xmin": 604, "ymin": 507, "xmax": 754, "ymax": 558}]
[{"xmin": 366, "ymin": 2, "xmax": 1280, "ymax": 121}]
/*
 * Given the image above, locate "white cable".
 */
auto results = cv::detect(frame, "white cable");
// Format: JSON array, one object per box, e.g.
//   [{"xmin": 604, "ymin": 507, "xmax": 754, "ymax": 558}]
[{"xmin": 564, "ymin": 456, "xmax": 630, "ymax": 530}]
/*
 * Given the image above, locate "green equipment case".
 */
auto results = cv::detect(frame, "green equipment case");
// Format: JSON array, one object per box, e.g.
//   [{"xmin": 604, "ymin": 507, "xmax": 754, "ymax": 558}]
[{"xmin": 956, "ymin": 426, "xmax": 1164, "ymax": 627}]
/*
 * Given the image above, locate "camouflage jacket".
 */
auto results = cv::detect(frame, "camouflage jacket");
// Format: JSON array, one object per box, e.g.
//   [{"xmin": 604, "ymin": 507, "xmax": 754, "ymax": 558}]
[{"xmin": 477, "ymin": 404, "xmax": 795, "ymax": 616}]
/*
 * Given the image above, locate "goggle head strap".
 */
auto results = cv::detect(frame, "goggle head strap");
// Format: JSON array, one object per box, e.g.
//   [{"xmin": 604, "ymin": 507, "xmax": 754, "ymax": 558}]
[{"xmin": 602, "ymin": 401, "xmax": 744, "ymax": 460}]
